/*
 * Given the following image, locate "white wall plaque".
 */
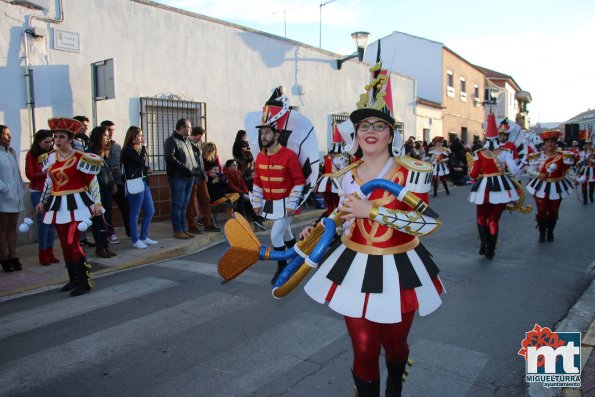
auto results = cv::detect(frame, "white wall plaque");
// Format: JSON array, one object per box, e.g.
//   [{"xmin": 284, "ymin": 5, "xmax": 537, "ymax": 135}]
[{"xmin": 53, "ymin": 29, "xmax": 80, "ymax": 53}]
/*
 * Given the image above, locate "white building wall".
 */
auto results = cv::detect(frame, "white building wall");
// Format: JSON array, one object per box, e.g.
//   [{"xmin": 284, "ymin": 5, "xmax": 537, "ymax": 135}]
[
  {"xmin": 364, "ymin": 32, "xmax": 443, "ymax": 104},
  {"xmin": 415, "ymin": 106, "xmax": 444, "ymax": 142},
  {"xmin": 0, "ymin": 0, "xmax": 416, "ymax": 170}
]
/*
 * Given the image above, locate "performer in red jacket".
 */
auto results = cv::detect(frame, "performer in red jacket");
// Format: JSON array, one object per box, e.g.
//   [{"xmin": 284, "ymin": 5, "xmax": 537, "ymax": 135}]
[
  {"xmin": 576, "ymin": 135, "xmax": 594, "ymax": 204},
  {"xmin": 526, "ymin": 129, "xmax": 575, "ymax": 242},
  {"xmin": 251, "ymin": 89, "xmax": 306, "ymax": 284},
  {"xmin": 36, "ymin": 117, "xmax": 104, "ymax": 296},
  {"xmin": 468, "ymin": 114, "xmax": 520, "ymax": 258},
  {"xmin": 427, "ymin": 136, "xmax": 450, "ymax": 196}
]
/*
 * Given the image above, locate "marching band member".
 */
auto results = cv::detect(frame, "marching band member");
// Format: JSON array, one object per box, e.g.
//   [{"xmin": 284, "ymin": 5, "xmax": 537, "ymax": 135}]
[
  {"xmin": 576, "ymin": 137, "xmax": 594, "ymax": 204},
  {"xmin": 468, "ymin": 114, "xmax": 520, "ymax": 259},
  {"xmin": 250, "ymin": 88, "xmax": 307, "ymax": 284},
  {"xmin": 36, "ymin": 117, "xmax": 103, "ymax": 296},
  {"xmin": 526, "ymin": 129, "xmax": 575, "ymax": 242},
  {"xmin": 300, "ymin": 62, "xmax": 443, "ymax": 397},
  {"xmin": 317, "ymin": 124, "xmax": 349, "ymax": 217},
  {"xmin": 497, "ymin": 119, "xmax": 519, "ymax": 161},
  {"xmin": 427, "ymin": 136, "xmax": 450, "ymax": 196}
]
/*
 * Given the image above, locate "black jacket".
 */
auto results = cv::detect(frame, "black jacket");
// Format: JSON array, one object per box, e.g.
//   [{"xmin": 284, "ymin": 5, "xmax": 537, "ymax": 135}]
[
  {"xmin": 164, "ymin": 132, "xmax": 199, "ymax": 179},
  {"xmin": 121, "ymin": 146, "xmax": 149, "ymax": 180}
]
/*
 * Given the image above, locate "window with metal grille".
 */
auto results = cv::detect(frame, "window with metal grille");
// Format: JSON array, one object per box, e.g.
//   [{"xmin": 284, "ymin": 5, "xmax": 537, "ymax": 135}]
[{"xmin": 139, "ymin": 97, "xmax": 206, "ymax": 171}]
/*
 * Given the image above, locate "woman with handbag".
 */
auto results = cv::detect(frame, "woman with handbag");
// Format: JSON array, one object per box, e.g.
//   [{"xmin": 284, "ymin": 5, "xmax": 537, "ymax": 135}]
[
  {"xmin": 87, "ymin": 126, "xmax": 117, "ymax": 258},
  {"xmin": 121, "ymin": 126, "xmax": 156, "ymax": 249}
]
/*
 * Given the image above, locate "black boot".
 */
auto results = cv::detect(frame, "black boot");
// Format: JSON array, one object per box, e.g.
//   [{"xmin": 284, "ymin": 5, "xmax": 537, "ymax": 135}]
[
  {"xmin": 547, "ymin": 218, "xmax": 556, "ymax": 242},
  {"xmin": 433, "ymin": 181, "xmax": 438, "ymax": 197},
  {"xmin": 353, "ymin": 371, "xmax": 380, "ymax": 397},
  {"xmin": 102, "ymin": 231, "xmax": 117, "ymax": 257},
  {"xmin": 385, "ymin": 359, "xmax": 412, "ymax": 397},
  {"xmin": 9, "ymin": 257, "xmax": 23, "ymax": 271},
  {"xmin": 60, "ymin": 262, "xmax": 76, "ymax": 292},
  {"xmin": 477, "ymin": 224, "xmax": 489, "ymax": 255},
  {"xmin": 284, "ymin": 237, "xmax": 297, "ymax": 249},
  {"xmin": 271, "ymin": 245, "xmax": 287, "ymax": 285},
  {"xmin": 583, "ymin": 191, "xmax": 588, "ymax": 205},
  {"xmin": 537, "ymin": 219, "xmax": 546, "ymax": 243},
  {"xmin": 70, "ymin": 259, "xmax": 94, "ymax": 297},
  {"xmin": 443, "ymin": 180, "xmax": 450, "ymax": 195},
  {"xmin": 485, "ymin": 232, "xmax": 498, "ymax": 259},
  {"xmin": 1, "ymin": 259, "xmax": 13, "ymax": 273}
]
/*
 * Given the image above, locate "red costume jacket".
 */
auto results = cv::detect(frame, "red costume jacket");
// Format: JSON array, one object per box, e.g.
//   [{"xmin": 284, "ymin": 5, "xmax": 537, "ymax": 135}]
[{"xmin": 254, "ymin": 146, "xmax": 305, "ymax": 201}]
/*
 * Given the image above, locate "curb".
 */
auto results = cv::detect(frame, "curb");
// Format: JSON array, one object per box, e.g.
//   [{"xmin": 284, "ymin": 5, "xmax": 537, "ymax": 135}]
[{"xmin": 0, "ymin": 209, "xmax": 325, "ymax": 300}]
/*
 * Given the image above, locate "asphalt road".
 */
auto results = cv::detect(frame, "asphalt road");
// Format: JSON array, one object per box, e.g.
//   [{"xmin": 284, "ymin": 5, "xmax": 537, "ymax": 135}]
[{"xmin": 0, "ymin": 182, "xmax": 592, "ymax": 397}]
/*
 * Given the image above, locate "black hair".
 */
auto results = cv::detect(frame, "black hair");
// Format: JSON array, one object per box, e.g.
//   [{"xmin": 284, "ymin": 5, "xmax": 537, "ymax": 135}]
[
  {"xmin": 100, "ymin": 120, "xmax": 114, "ymax": 127},
  {"xmin": 29, "ymin": 129, "xmax": 54, "ymax": 157},
  {"xmin": 191, "ymin": 126, "xmax": 205, "ymax": 136},
  {"xmin": 175, "ymin": 118, "xmax": 189, "ymax": 131},
  {"xmin": 73, "ymin": 115, "xmax": 89, "ymax": 123},
  {"xmin": 352, "ymin": 124, "xmax": 395, "ymax": 158}
]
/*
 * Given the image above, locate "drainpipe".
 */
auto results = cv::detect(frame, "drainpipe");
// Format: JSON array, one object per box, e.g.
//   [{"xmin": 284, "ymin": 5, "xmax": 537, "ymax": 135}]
[{"xmin": 21, "ymin": 0, "xmax": 64, "ymax": 138}]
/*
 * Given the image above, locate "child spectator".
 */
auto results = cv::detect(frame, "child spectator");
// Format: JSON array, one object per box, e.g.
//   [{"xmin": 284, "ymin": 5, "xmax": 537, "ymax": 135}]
[{"xmin": 206, "ymin": 164, "xmax": 239, "ymax": 219}]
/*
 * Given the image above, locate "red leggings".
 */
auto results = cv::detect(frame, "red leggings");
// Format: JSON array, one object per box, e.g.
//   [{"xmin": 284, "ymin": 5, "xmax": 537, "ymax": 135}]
[
  {"xmin": 55, "ymin": 222, "xmax": 85, "ymax": 263},
  {"xmin": 476, "ymin": 203, "xmax": 505, "ymax": 235},
  {"xmin": 534, "ymin": 196, "xmax": 562, "ymax": 222},
  {"xmin": 322, "ymin": 192, "xmax": 340, "ymax": 217},
  {"xmin": 345, "ymin": 312, "xmax": 415, "ymax": 381}
]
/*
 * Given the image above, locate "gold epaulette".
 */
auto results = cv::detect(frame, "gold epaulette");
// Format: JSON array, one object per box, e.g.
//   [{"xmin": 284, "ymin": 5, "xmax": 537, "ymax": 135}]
[
  {"xmin": 394, "ymin": 155, "xmax": 433, "ymax": 173},
  {"xmin": 37, "ymin": 151, "xmax": 52, "ymax": 164},
  {"xmin": 80, "ymin": 152, "xmax": 103, "ymax": 165},
  {"xmin": 527, "ymin": 152, "xmax": 540, "ymax": 161},
  {"xmin": 328, "ymin": 159, "xmax": 363, "ymax": 179}
]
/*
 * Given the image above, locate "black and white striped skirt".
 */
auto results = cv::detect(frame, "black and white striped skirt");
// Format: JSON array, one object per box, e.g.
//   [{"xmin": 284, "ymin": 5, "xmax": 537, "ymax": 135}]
[{"xmin": 304, "ymin": 241, "xmax": 443, "ymax": 324}]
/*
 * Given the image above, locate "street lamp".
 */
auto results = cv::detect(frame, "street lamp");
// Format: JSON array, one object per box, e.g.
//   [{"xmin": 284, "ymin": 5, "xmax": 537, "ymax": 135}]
[{"xmin": 336, "ymin": 31, "xmax": 370, "ymax": 70}]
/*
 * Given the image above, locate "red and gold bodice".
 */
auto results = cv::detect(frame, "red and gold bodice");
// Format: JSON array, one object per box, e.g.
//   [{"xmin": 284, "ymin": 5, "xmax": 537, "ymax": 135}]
[
  {"xmin": 469, "ymin": 149, "xmax": 505, "ymax": 179},
  {"xmin": 43, "ymin": 151, "xmax": 102, "ymax": 195},
  {"xmin": 342, "ymin": 158, "xmax": 431, "ymax": 254},
  {"xmin": 528, "ymin": 150, "xmax": 573, "ymax": 180}
]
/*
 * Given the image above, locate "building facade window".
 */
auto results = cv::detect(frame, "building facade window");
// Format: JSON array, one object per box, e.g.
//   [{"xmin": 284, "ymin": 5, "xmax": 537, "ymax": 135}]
[
  {"xmin": 446, "ymin": 70, "xmax": 455, "ymax": 97},
  {"xmin": 140, "ymin": 97, "xmax": 206, "ymax": 171},
  {"xmin": 460, "ymin": 77, "xmax": 467, "ymax": 101}
]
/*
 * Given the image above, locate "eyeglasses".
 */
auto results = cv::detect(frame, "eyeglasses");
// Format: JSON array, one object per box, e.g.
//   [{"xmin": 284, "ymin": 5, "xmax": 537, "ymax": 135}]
[{"xmin": 357, "ymin": 121, "xmax": 389, "ymax": 132}]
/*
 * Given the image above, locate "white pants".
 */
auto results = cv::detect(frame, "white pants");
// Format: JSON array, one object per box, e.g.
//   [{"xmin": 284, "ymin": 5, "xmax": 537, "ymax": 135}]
[{"xmin": 270, "ymin": 216, "xmax": 295, "ymax": 248}]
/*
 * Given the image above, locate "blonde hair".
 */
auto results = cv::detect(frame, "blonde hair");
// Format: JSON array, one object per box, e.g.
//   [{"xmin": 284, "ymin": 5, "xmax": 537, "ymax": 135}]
[{"xmin": 202, "ymin": 142, "xmax": 218, "ymax": 163}]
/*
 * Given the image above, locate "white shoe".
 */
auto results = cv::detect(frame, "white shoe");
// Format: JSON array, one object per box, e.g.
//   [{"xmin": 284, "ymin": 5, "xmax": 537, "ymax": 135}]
[
  {"xmin": 132, "ymin": 240, "xmax": 148, "ymax": 249},
  {"xmin": 141, "ymin": 238, "xmax": 158, "ymax": 245}
]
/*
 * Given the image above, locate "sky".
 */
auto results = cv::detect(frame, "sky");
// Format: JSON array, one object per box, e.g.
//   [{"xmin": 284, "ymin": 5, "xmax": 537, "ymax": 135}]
[{"xmin": 155, "ymin": 0, "xmax": 595, "ymax": 124}]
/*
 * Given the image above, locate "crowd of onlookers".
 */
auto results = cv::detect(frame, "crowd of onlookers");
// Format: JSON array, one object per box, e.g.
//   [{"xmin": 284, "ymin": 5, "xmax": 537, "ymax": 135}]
[
  {"xmin": 403, "ymin": 135, "xmax": 472, "ymax": 186},
  {"xmin": 0, "ymin": 118, "xmax": 267, "ymax": 271}
]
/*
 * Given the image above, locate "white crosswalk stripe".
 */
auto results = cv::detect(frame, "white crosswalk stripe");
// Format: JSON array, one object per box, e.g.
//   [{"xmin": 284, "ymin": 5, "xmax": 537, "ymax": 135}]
[
  {"xmin": 158, "ymin": 259, "xmax": 273, "ymax": 285},
  {"xmin": 0, "ymin": 277, "xmax": 178, "ymax": 339},
  {"xmin": 0, "ymin": 292, "xmax": 255, "ymax": 396},
  {"xmin": 149, "ymin": 312, "xmax": 347, "ymax": 396},
  {"xmin": 405, "ymin": 339, "xmax": 489, "ymax": 396}
]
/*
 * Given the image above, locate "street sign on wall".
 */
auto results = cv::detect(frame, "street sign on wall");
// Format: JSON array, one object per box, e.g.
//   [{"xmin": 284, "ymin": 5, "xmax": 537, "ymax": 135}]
[{"xmin": 53, "ymin": 29, "xmax": 80, "ymax": 53}]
